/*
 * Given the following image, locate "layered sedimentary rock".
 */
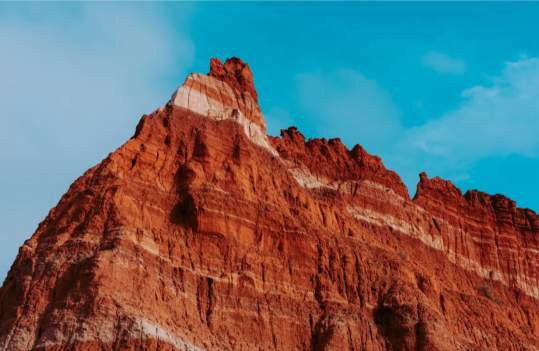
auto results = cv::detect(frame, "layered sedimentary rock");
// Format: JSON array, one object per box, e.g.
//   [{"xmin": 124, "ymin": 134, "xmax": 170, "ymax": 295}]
[
  {"xmin": 414, "ymin": 173, "xmax": 539, "ymax": 297},
  {"xmin": 172, "ymin": 57, "xmax": 266, "ymax": 130},
  {"xmin": 1, "ymin": 57, "xmax": 538, "ymax": 351}
]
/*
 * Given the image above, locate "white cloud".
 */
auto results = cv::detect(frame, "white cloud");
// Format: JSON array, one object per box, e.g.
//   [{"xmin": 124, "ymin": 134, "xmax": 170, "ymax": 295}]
[
  {"xmin": 295, "ymin": 69, "xmax": 401, "ymax": 152},
  {"xmin": 422, "ymin": 51, "xmax": 466, "ymax": 75},
  {"xmin": 391, "ymin": 57, "xmax": 539, "ymax": 190},
  {"xmin": 0, "ymin": 5, "xmax": 193, "ymax": 157},
  {"xmin": 406, "ymin": 57, "xmax": 539, "ymax": 161},
  {"xmin": 0, "ymin": 4, "xmax": 194, "ymax": 281},
  {"xmin": 285, "ymin": 58, "xmax": 539, "ymax": 197}
]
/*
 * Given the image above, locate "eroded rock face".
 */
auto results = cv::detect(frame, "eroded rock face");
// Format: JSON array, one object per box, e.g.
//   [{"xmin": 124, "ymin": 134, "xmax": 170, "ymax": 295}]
[
  {"xmin": 1, "ymin": 58, "xmax": 538, "ymax": 351},
  {"xmin": 208, "ymin": 57, "xmax": 258, "ymax": 104},
  {"xmin": 172, "ymin": 57, "xmax": 265, "ymax": 131},
  {"xmin": 414, "ymin": 172, "xmax": 539, "ymax": 298}
]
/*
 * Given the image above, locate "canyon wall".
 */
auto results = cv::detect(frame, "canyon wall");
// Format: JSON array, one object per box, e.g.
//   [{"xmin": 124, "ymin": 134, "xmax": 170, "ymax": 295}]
[{"xmin": 0, "ymin": 58, "xmax": 538, "ymax": 351}]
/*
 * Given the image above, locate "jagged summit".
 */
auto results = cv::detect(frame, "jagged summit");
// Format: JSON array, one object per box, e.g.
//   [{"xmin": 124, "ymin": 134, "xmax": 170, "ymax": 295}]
[
  {"xmin": 208, "ymin": 57, "xmax": 258, "ymax": 103},
  {"xmin": 1, "ymin": 57, "xmax": 538, "ymax": 351},
  {"xmin": 171, "ymin": 57, "xmax": 266, "ymax": 130}
]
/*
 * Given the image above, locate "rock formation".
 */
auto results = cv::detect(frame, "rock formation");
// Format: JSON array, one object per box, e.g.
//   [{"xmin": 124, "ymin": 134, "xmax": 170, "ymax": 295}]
[{"xmin": 1, "ymin": 57, "xmax": 538, "ymax": 351}]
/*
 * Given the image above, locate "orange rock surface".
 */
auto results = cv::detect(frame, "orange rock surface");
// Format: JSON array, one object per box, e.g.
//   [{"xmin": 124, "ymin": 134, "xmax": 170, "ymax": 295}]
[{"xmin": 1, "ymin": 57, "xmax": 538, "ymax": 351}]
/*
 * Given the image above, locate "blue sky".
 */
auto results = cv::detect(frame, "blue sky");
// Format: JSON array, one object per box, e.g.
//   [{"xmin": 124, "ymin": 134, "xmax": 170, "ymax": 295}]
[{"xmin": 1, "ymin": 3, "xmax": 539, "ymax": 281}]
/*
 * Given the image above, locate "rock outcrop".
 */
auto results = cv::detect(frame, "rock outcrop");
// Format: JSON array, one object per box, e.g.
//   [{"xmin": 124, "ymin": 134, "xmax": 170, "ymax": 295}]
[
  {"xmin": 172, "ymin": 57, "xmax": 265, "ymax": 130},
  {"xmin": 0, "ymin": 57, "xmax": 538, "ymax": 351}
]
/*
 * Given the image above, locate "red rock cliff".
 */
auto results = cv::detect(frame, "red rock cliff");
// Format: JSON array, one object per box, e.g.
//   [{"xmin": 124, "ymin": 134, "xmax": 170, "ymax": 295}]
[{"xmin": 0, "ymin": 57, "xmax": 538, "ymax": 351}]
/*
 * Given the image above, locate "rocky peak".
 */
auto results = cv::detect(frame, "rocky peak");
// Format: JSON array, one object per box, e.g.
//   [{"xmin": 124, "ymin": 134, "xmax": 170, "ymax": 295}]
[
  {"xmin": 414, "ymin": 172, "xmax": 463, "ymax": 204},
  {"xmin": 171, "ymin": 57, "xmax": 266, "ymax": 130},
  {"xmin": 1, "ymin": 56, "xmax": 539, "ymax": 351},
  {"xmin": 278, "ymin": 126, "xmax": 306, "ymax": 146},
  {"xmin": 209, "ymin": 57, "xmax": 258, "ymax": 103},
  {"xmin": 270, "ymin": 127, "xmax": 409, "ymax": 199}
]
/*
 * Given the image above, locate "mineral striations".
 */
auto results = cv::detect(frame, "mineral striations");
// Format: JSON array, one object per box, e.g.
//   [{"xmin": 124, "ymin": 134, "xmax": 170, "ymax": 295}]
[{"xmin": 1, "ymin": 57, "xmax": 538, "ymax": 351}]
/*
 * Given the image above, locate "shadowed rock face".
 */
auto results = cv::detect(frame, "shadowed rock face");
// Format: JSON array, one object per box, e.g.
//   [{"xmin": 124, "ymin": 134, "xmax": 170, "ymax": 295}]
[{"xmin": 1, "ymin": 57, "xmax": 538, "ymax": 351}]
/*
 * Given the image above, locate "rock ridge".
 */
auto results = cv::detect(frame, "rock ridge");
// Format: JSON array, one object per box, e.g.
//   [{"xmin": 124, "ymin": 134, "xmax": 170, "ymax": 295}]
[
  {"xmin": 171, "ymin": 57, "xmax": 265, "ymax": 130},
  {"xmin": 208, "ymin": 57, "xmax": 258, "ymax": 104},
  {"xmin": 0, "ymin": 57, "xmax": 538, "ymax": 351}
]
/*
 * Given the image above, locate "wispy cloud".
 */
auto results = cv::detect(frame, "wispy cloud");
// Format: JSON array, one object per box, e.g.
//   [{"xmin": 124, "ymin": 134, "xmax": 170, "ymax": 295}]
[
  {"xmin": 422, "ymin": 51, "xmax": 466, "ymax": 75},
  {"xmin": 295, "ymin": 69, "xmax": 401, "ymax": 153},
  {"xmin": 405, "ymin": 57, "xmax": 539, "ymax": 161},
  {"xmin": 391, "ymin": 57, "xmax": 539, "ymax": 190},
  {"xmin": 265, "ymin": 107, "xmax": 295, "ymax": 136},
  {"xmin": 0, "ymin": 4, "xmax": 194, "ymax": 281}
]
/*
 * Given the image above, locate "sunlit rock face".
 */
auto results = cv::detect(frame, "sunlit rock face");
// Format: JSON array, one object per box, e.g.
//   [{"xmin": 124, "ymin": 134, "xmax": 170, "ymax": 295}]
[
  {"xmin": 1, "ymin": 57, "xmax": 538, "ymax": 351},
  {"xmin": 172, "ymin": 57, "xmax": 265, "ymax": 130},
  {"xmin": 171, "ymin": 57, "xmax": 274, "ymax": 157}
]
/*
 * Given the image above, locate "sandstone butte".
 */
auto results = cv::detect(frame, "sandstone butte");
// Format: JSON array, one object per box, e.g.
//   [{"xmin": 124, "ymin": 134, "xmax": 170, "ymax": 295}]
[{"xmin": 1, "ymin": 57, "xmax": 539, "ymax": 351}]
